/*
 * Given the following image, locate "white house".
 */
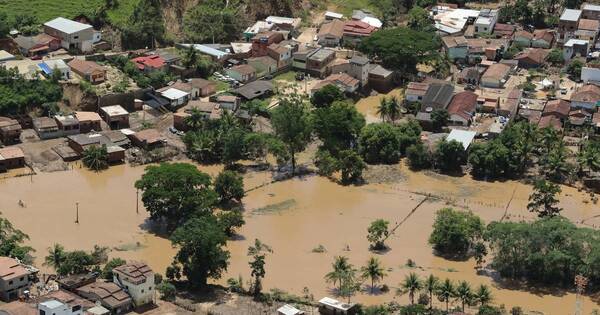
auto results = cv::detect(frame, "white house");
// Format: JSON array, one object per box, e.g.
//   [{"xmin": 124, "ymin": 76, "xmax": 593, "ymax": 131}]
[
  {"xmin": 38, "ymin": 299, "xmax": 83, "ymax": 315},
  {"xmin": 43, "ymin": 17, "xmax": 94, "ymax": 53},
  {"xmin": 582, "ymin": 67, "xmax": 600, "ymax": 83},
  {"xmin": 474, "ymin": 9, "xmax": 498, "ymax": 35},
  {"xmin": 113, "ymin": 262, "xmax": 155, "ymax": 307},
  {"xmin": 39, "ymin": 59, "xmax": 70, "ymax": 80},
  {"xmin": 563, "ymin": 38, "xmax": 589, "ymax": 60},
  {"xmin": 158, "ymin": 88, "xmax": 190, "ymax": 108}
]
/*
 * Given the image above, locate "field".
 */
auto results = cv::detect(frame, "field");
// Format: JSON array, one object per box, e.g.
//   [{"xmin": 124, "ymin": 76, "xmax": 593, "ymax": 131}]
[{"xmin": 0, "ymin": 0, "xmax": 138, "ymax": 28}]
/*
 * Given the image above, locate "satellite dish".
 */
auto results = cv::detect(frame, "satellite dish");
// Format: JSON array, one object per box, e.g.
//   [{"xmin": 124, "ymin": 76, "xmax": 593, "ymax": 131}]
[{"xmin": 425, "ymin": 106, "xmax": 433, "ymax": 113}]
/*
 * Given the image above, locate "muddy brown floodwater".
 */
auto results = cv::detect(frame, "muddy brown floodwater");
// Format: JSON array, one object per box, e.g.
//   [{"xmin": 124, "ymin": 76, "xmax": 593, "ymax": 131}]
[{"xmin": 1, "ymin": 162, "xmax": 599, "ymax": 314}]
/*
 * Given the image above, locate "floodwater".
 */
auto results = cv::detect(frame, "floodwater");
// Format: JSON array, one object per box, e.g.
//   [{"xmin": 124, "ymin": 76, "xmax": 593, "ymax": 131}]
[{"xmin": 1, "ymin": 162, "xmax": 599, "ymax": 314}]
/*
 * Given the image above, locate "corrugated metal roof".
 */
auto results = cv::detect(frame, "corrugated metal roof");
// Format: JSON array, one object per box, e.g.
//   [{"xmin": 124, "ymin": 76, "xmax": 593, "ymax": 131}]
[
  {"xmin": 560, "ymin": 9, "xmax": 582, "ymax": 21},
  {"xmin": 44, "ymin": 17, "xmax": 92, "ymax": 34},
  {"xmin": 446, "ymin": 129, "xmax": 476, "ymax": 150}
]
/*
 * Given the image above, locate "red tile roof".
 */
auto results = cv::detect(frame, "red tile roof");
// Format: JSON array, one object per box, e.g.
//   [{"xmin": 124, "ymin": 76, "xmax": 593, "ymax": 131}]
[
  {"xmin": 131, "ymin": 55, "xmax": 166, "ymax": 71},
  {"xmin": 343, "ymin": 20, "xmax": 377, "ymax": 36},
  {"xmin": 543, "ymin": 99, "xmax": 571, "ymax": 117},
  {"xmin": 448, "ymin": 91, "xmax": 478, "ymax": 121}
]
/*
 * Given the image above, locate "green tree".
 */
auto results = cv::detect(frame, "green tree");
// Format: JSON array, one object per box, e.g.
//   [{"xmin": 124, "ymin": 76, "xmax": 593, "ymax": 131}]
[
  {"xmin": 473, "ymin": 241, "xmax": 488, "ymax": 270},
  {"xmin": 156, "ymin": 281, "xmax": 176, "ymax": 300},
  {"xmin": 431, "ymin": 109, "xmax": 449, "ymax": 132},
  {"xmin": 82, "ymin": 145, "xmax": 109, "ymax": 171},
  {"xmin": 184, "ymin": 108, "xmax": 206, "ymax": 131},
  {"xmin": 406, "ymin": 142, "xmax": 431, "ymax": 170},
  {"xmin": 315, "ymin": 149, "xmax": 339, "ymax": 178},
  {"xmin": 429, "ymin": 208, "xmax": 485, "ymax": 257},
  {"xmin": 468, "ymin": 140, "xmax": 511, "ymax": 179},
  {"xmin": 247, "ymin": 239, "xmax": 272, "ymax": 298},
  {"xmin": 474, "ymin": 284, "xmax": 492, "ymax": 306},
  {"xmin": 546, "ymin": 49, "xmax": 564, "ymax": 66},
  {"xmin": 271, "ymin": 93, "xmax": 312, "ymax": 175},
  {"xmin": 567, "ymin": 60, "xmax": 584, "ymax": 80},
  {"xmin": 338, "ymin": 150, "xmax": 366, "ymax": 184},
  {"xmin": 135, "ymin": 163, "xmax": 218, "ymax": 231},
  {"xmin": 325, "ymin": 256, "xmax": 351, "ymax": 291},
  {"xmin": 407, "ymin": 6, "xmax": 431, "ymax": 31},
  {"xmin": 424, "ymin": 274, "xmax": 440, "ymax": 310},
  {"xmin": 376, "ymin": 98, "xmax": 390, "ymax": 122},
  {"xmin": 338, "ymin": 266, "xmax": 360, "ymax": 303},
  {"xmin": 311, "ymin": 84, "xmax": 344, "ymax": 108},
  {"xmin": 170, "ymin": 215, "xmax": 230, "ymax": 288},
  {"xmin": 312, "ymin": 101, "xmax": 365, "ymax": 152},
  {"xmin": 434, "ymin": 139, "xmax": 466, "ymax": 173},
  {"xmin": 455, "ymin": 280, "xmax": 473, "ymax": 312},
  {"xmin": 399, "ymin": 272, "xmax": 423, "ymax": 304},
  {"xmin": 0, "ymin": 12, "xmax": 9, "ymax": 38},
  {"xmin": 214, "ymin": 170, "xmax": 244, "ymax": 204},
  {"xmin": 122, "ymin": 0, "xmax": 165, "ymax": 49},
  {"xmin": 216, "ymin": 210, "xmax": 245, "ymax": 237},
  {"xmin": 527, "ymin": 179, "xmax": 562, "ymax": 217},
  {"xmin": 181, "ymin": 45, "xmax": 199, "ymax": 69},
  {"xmin": 358, "ymin": 123, "xmax": 402, "ymax": 164},
  {"xmin": 44, "ymin": 244, "xmax": 66, "ymax": 271},
  {"xmin": 361, "ymin": 257, "xmax": 386, "ymax": 293},
  {"xmin": 436, "ymin": 278, "xmax": 456, "ymax": 312},
  {"xmin": 102, "ymin": 258, "xmax": 126, "ymax": 279},
  {"xmin": 367, "ymin": 219, "xmax": 390, "ymax": 250},
  {"xmin": 0, "ymin": 214, "xmax": 33, "ymax": 263},
  {"xmin": 359, "ymin": 27, "xmax": 441, "ymax": 75},
  {"xmin": 183, "ymin": 0, "xmax": 243, "ymax": 44},
  {"xmin": 578, "ymin": 140, "xmax": 600, "ymax": 173}
]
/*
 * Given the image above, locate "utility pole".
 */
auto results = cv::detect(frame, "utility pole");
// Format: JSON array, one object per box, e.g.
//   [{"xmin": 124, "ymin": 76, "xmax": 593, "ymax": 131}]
[
  {"xmin": 75, "ymin": 202, "xmax": 79, "ymax": 224},
  {"xmin": 136, "ymin": 189, "xmax": 139, "ymax": 214}
]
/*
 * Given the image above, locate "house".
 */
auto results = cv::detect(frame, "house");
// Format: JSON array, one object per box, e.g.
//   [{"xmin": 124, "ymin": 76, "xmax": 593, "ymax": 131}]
[
  {"xmin": 498, "ymin": 89, "xmax": 521, "ymax": 117},
  {"xmin": 465, "ymin": 37, "xmax": 509, "ymax": 62},
  {"xmin": 247, "ymin": 56, "xmax": 278, "ymax": 77},
  {"xmin": 243, "ymin": 21, "xmax": 274, "ymax": 41},
  {"xmin": 251, "ymin": 31, "xmax": 284, "ymax": 57},
  {"xmin": 576, "ymin": 18, "xmax": 600, "ymax": 42},
  {"xmin": 456, "ymin": 67, "xmax": 482, "ymax": 85},
  {"xmin": 113, "ymin": 262, "xmax": 155, "ymax": 307},
  {"xmin": 214, "ymin": 95, "xmax": 241, "ymax": 111},
  {"xmin": 480, "ymin": 63, "xmax": 512, "ymax": 88},
  {"xmin": 318, "ymin": 20, "xmax": 345, "ymax": 47},
  {"xmin": 226, "ymin": 64, "xmax": 257, "ymax": 83},
  {"xmin": 0, "ymin": 117, "xmax": 22, "ymax": 145},
  {"xmin": 368, "ymin": 65, "xmax": 394, "ymax": 92},
  {"xmin": 318, "ymin": 297, "xmax": 357, "ymax": 315},
  {"xmin": 543, "ymin": 99, "xmax": 571, "ymax": 120},
  {"xmin": 441, "ymin": 36, "xmax": 468, "ymax": 61},
  {"xmin": 571, "ymin": 84, "xmax": 600, "ymax": 109},
  {"xmin": 474, "ymin": 9, "xmax": 498, "ymax": 35},
  {"xmin": 264, "ymin": 16, "xmax": 302, "ymax": 35},
  {"xmin": 54, "ymin": 114, "xmax": 80, "ymax": 136},
  {"xmin": 33, "ymin": 117, "xmax": 61, "ymax": 139},
  {"xmin": 75, "ymin": 281, "xmax": 132, "ymax": 314},
  {"xmin": 343, "ymin": 20, "xmax": 377, "ymax": 46},
  {"xmin": 559, "ymin": 9, "xmax": 582, "ymax": 42},
  {"xmin": 432, "ymin": 7, "xmax": 480, "ymax": 35},
  {"xmin": 348, "ymin": 55, "xmax": 370, "ymax": 87},
  {"xmin": 39, "ymin": 59, "xmax": 70, "ymax": 80},
  {"xmin": 278, "ymin": 304, "xmax": 305, "ymax": 315},
  {"xmin": 74, "ymin": 111, "xmax": 102, "ymax": 133},
  {"xmin": 100, "ymin": 105, "xmax": 129, "ymax": 129},
  {"xmin": 405, "ymin": 82, "xmax": 430, "ymax": 102},
  {"xmin": 569, "ymin": 109, "xmax": 593, "ymax": 125},
  {"xmin": 190, "ymin": 78, "xmax": 217, "ymax": 97},
  {"xmin": 325, "ymin": 11, "xmax": 344, "ymax": 21},
  {"xmin": 102, "ymin": 130, "xmax": 131, "ymax": 148},
  {"xmin": 36, "ymin": 289, "xmax": 95, "ymax": 314},
  {"xmin": 422, "ymin": 82, "xmax": 454, "ymax": 111},
  {"xmin": 131, "ymin": 55, "xmax": 166, "ymax": 73},
  {"xmin": 157, "ymin": 87, "xmax": 190, "ymax": 108},
  {"xmin": 513, "ymin": 30, "xmax": 534, "ymax": 47},
  {"xmin": 233, "ymin": 80, "xmax": 274, "ymax": 100},
  {"xmin": 0, "ymin": 257, "xmax": 33, "ymax": 301},
  {"xmin": 173, "ymin": 101, "xmax": 219, "ymax": 130},
  {"xmin": 38, "ymin": 299, "xmax": 83, "ymax": 315},
  {"xmin": 267, "ymin": 42, "xmax": 295, "ymax": 69},
  {"xmin": 43, "ymin": 17, "xmax": 94, "ymax": 53},
  {"xmin": 447, "ymin": 91, "xmax": 478, "ymax": 126},
  {"xmin": 181, "ymin": 44, "xmax": 230, "ymax": 61},
  {"xmin": 67, "ymin": 59, "xmax": 106, "ymax": 83},
  {"xmin": 306, "ymin": 48, "xmax": 336, "ymax": 78},
  {"xmin": 446, "ymin": 129, "xmax": 477, "ymax": 150},
  {"xmin": 312, "ymin": 73, "xmax": 360, "ymax": 94},
  {"xmin": 493, "ymin": 23, "xmax": 516, "ymax": 38},
  {"xmin": 582, "ymin": 67, "xmax": 600, "ymax": 83},
  {"xmin": 56, "ymin": 273, "xmax": 98, "ymax": 292},
  {"xmin": 563, "ymin": 39, "xmax": 589, "ymax": 60},
  {"xmin": 582, "ymin": 3, "xmax": 600, "ymax": 20},
  {"xmin": 532, "ymin": 29, "xmax": 555, "ymax": 48},
  {"xmin": 130, "ymin": 129, "xmax": 166, "ymax": 150},
  {"xmin": 0, "ymin": 147, "xmax": 26, "ymax": 171},
  {"xmin": 514, "ymin": 48, "xmax": 550, "ymax": 68},
  {"xmin": 67, "ymin": 133, "xmax": 125, "ymax": 162},
  {"xmin": 13, "ymin": 33, "xmax": 60, "ymax": 57}
]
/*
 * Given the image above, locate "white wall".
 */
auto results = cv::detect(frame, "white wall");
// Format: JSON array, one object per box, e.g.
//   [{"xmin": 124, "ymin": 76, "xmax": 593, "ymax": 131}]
[{"xmin": 581, "ymin": 67, "xmax": 600, "ymax": 83}]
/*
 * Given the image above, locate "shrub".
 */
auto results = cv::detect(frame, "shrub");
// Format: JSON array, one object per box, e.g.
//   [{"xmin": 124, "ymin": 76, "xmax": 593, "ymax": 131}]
[{"xmin": 429, "ymin": 208, "xmax": 484, "ymax": 258}]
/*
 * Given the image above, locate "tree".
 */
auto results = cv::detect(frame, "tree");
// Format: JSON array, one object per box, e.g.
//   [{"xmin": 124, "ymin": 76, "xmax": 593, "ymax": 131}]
[
  {"xmin": 312, "ymin": 101, "xmax": 365, "ymax": 152},
  {"xmin": 57, "ymin": 247, "xmax": 105, "ymax": 276},
  {"xmin": 156, "ymin": 281, "xmax": 176, "ymax": 300},
  {"xmin": 0, "ymin": 214, "xmax": 33, "ymax": 263},
  {"xmin": 527, "ymin": 179, "xmax": 562, "ymax": 217},
  {"xmin": 270, "ymin": 93, "xmax": 312, "ymax": 175},
  {"xmin": 474, "ymin": 284, "xmax": 492, "ymax": 306},
  {"xmin": 367, "ymin": 219, "xmax": 390, "ymax": 250},
  {"xmin": 170, "ymin": 215, "xmax": 230, "ymax": 288},
  {"xmin": 184, "ymin": 108, "xmax": 206, "ymax": 131},
  {"xmin": 567, "ymin": 60, "xmax": 584, "ymax": 80},
  {"xmin": 338, "ymin": 266, "xmax": 360, "ymax": 303},
  {"xmin": 122, "ymin": 0, "xmax": 165, "ymax": 49},
  {"xmin": 315, "ymin": 149, "xmax": 339, "ymax": 178},
  {"xmin": 399, "ymin": 272, "xmax": 423, "ymax": 304},
  {"xmin": 0, "ymin": 12, "xmax": 9, "ymax": 38},
  {"xmin": 216, "ymin": 210, "xmax": 245, "ymax": 237},
  {"xmin": 338, "ymin": 150, "xmax": 366, "ymax": 184},
  {"xmin": 311, "ymin": 84, "xmax": 344, "ymax": 108},
  {"xmin": 361, "ymin": 257, "xmax": 386, "ymax": 293},
  {"xmin": 82, "ymin": 145, "xmax": 109, "ymax": 171},
  {"xmin": 407, "ymin": 142, "xmax": 431, "ymax": 170},
  {"xmin": 376, "ymin": 98, "xmax": 390, "ymax": 122},
  {"xmin": 578, "ymin": 140, "xmax": 600, "ymax": 173},
  {"xmin": 181, "ymin": 45, "xmax": 199, "ymax": 69},
  {"xmin": 431, "ymin": 109, "xmax": 449, "ymax": 132},
  {"xmin": 247, "ymin": 239, "xmax": 272, "ymax": 298},
  {"xmin": 436, "ymin": 278, "xmax": 456, "ymax": 312},
  {"xmin": 468, "ymin": 141, "xmax": 511, "ymax": 179},
  {"xmin": 424, "ymin": 275, "xmax": 440, "ymax": 310},
  {"xmin": 358, "ymin": 123, "xmax": 402, "ymax": 164},
  {"xmin": 135, "ymin": 163, "xmax": 218, "ymax": 231},
  {"xmin": 434, "ymin": 139, "xmax": 466, "ymax": 173},
  {"xmin": 359, "ymin": 27, "xmax": 441, "ymax": 75},
  {"xmin": 0, "ymin": 67, "xmax": 62, "ymax": 115},
  {"xmin": 546, "ymin": 49, "xmax": 564, "ymax": 66},
  {"xmin": 407, "ymin": 6, "xmax": 431, "ymax": 31},
  {"xmin": 183, "ymin": 0, "xmax": 243, "ymax": 44},
  {"xmin": 102, "ymin": 258, "xmax": 126, "ymax": 279},
  {"xmin": 44, "ymin": 244, "xmax": 66, "ymax": 271},
  {"xmin": 473, "ymin": 242, "xmax": 488, "ymax": 270},
  {"xmin": 214, "ymin": 170, "xmax": 244, "ymax": 204},
  {"xmin": 325, "ymin": 256, "xmax": 351, "ymax": 291},
  {"xmin": 455, "ymin": 280, "xmax": 473, "ymax": 312},
  {"xmin": 429, "ymin": 208, "xmax": 485, "ymax": 257}
]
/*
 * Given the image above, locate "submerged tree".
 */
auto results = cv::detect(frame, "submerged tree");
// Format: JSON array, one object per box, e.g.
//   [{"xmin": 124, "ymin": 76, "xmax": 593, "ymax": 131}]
[
  {"xmin": 361, "ymin": 257, "xmax": 386, "ymax": 293},
  {"xmin": 325, "ymin": 256, "xmax": 351, "ymax": 291},
  {"xmin": 436, "ymin": 278, "xmax": 456, "ymax": 312},
  {"xmin": 399, "ymin": 272, "xmax": 423, "ymax": 304},
  {"xmin": 82, "ymin": 145, "xmax": 109, "ymax": 171},
  {"xmin": 527, "ymin": 179, "xmax": 562, "ymax": 218},
  {"xmin": 247, "ymin": 239, "xmax": 272, "ymax": 298},
  {"xmin": 367, "ymin": 219, "xmax": 390, "ymax": 250}
]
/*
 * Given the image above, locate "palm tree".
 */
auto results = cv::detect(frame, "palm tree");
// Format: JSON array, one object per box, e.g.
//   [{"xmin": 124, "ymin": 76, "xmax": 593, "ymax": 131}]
[
  {"xmin": 184, "ymin": 108, "xmax": 206, "ymax": 131},
  {"xmin": 436, "ymin": 278, "xmax": 455, "ymax": 312},
  {"xmin": 44, "ymin": 244, "xmax": 66, "ymax": 271},
  {"xmin": 325, "ymin": 256, "xmax": 351, "ymax": 291},
  {"xmin": 455, "ymin": 280, "xmax": 473, "ymax": 312},
  {"xmin": 376, "ymin": 97, "xmax": 390, "ymax": 122},
  {"xmin": 424, "ymin": 274, "xmax": 439, "ymax": 310},
  {"xmin": 474, "ymin": 284, "xmax": 492, "ymax": 306},
  {"xmin": 360, "ymin": 257, "xmax": 386, "ymax": 293},
  {"xmin": 578, "ymin": 141, "xmax": 600, "ymax": 174},
  {"xmin": 399, "ymin": 272, "xmax": 423, "ymax": 304},
  {"xmin": 82, "ymin": 145, "xmax": 108, "ymax": 171},
  {"xmin": 388, "ymin": 96, "xmax": 401, "ymax": 122}
]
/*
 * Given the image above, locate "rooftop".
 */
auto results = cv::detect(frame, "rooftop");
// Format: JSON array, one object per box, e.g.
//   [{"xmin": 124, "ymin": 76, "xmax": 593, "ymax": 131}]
[
  {"xmin": 100, "ymin": 105, "xmax": 128, "ymax": 117},
  {"xmin": 0, "ymin": 257, "xmax": 30, "ymax": 281},
  {"xmin": 75, "ymin": 111, "xmax": 101, "ymax": 122},
  {"xmin": 560, "ymin": 9, "xmax": 582, "ymax": 22},
  {"xmin": 159, "ymin": 88, "xmax": 190, "ymax": 100},
  {"xmin": 319, "ymin": 297, "xmax": 355, "ymax": 311},
  {"xmin": 446, "ymin": 129, "xmax": 477, "ymax": 150},
  {"xmin": 67, "ymin": 58, "xmax": 105, "ymax": 75},
  {"xmin": 113, "ymin": 262, "xmax": 153, "ymax": 284},
  {"xmin": 44, "ymin": 17, "xmax": 92, "ymax": 34}
]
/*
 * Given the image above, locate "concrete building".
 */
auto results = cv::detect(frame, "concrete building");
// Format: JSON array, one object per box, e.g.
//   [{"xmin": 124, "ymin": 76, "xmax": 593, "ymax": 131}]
[
  {"xmin": 267, "ymin": 42, "xmax": 295, "ymax": 69},
  {"xmin": 348, "ymin": 55, "xmax": 370, "ymax": 87},
  {"xmin": 38, "ymin": 299, "xmax": 83, "ymax": 315},
  {"xmin": 405, "ymin": 82, "xmax": 430, "ymax": 102},
  {"xmin": 0, "ymin": 117, "xmax": 22, "ymax": 145},
  {"xmin": 67, "ymin": 59, "xmax": 106, "ymax": 83},
  {"xmin": 563, "ymin": 38, "xmax": 589, "ymax": 60},
  {"xmin": 317, "ymin": 20, "xmax": 345, "ymax": 47},
  {"xmin": 33, "ymin": 117, "xmax": 61, "ymax": 139},
  {"xmin": 480, "ymin": 63, "xmax": 512, "ymax": 88},
  {"xmin": 306, "ymin": 48, "xmax": 336, "ymax": 78},
  {"xmin": 251, "ymin": 31, "xmax": 284, "ymax": 57},
  {"xmin": 226, "ymin": 64, "xmax": 257, "ymax": 83},
  {"xmin": 54, "ymin": 114, "xmax": 80, "ymax": 136},
  {"xmin": 0, "ymin": 257, "xmax": 33, "ymax": 302},
  {"xmin": 157, "ymin": 88, "xmax": 190, "ymax": 109},
  {"xmin": 75, "ymin": 111, "xmax": 102, "ymax": 133},
  {"xmin": 113, "ymin": 262, "xmax": 155, "ymax": 307},
  {"xmin": 474, "ymin": 9, "xmax": 498, "ymax": 35},
  {"xmin": 441, "ymin": 36, "xmax": 468, "ymax": 61},
  {"xmin": 43, "ymin": 17, "xmax": 94, "ymax": 53},
  {"xmin": 432, "ymin": 7, "xmax": 480, "ymax": 35},
  {"xmin": 342, "ymin": 20, "xmax": 377, "ymax": 46},
  {"xmin": 582, "ymin": 3, "xmax": 600, "ymax": 20},
  {"xmin": 75, "ymin": 281, "xmax": 132, "ymax": 314},
  {"xmin": 582, "ymin": 66, "xmax": 600, "ymax": 83},
  {"xmin": 559, "ymin": 9, "xmax": 582, "ymax": 43},
  {"xmin": 190, "ymin": 79, "xmax": 217, "ymax": 98},
  {"xmin": 447, "ymin": 91, "xmax": 478, "ymax": 126},
  {"xmin": 39, "ymin": 59, "xmax": 70, "ymax": 80},
  {"xmin": 0, "ymin": 147, "xmax": 26, "ymax": 172},
  {"xmin": 129, "ymin": 129, "xmax": 165, "ymax": 150},
  {"xmin": 100, "ymin": 105, "xmax": 129, "ymax": 129},
  {"xmin": 318, "ymin": 297, "xmax": 357, "ymax": 315}
]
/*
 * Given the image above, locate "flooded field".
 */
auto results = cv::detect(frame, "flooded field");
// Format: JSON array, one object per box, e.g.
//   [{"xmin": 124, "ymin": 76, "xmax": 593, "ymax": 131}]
[
  {"xmin": 1, "ymin": 162, "xmax": 599, "ymax": 314},
  {"xmin": 356, "ymin": 89, "xmax": 405, "ymax": 123}
]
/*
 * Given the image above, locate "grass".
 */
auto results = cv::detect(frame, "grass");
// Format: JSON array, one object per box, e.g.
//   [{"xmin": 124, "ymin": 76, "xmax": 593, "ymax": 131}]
[
  {"xmin": 0, "ymin": 0, "xmax": 138, "ymax": 29},
  {"xmin": 208, "ymin": 76, "xmax": 231, "ymax": 92},
  {"xmin": 252, "ymin": 199, "xmax": 297, "ymax": 215},
  {"xmin": 273, "ymin": 70, "xmax": 297, "ymax": 82},
  {"xmin": 329, "ymin": 0, "xmax": 382, "ymax": 17}
]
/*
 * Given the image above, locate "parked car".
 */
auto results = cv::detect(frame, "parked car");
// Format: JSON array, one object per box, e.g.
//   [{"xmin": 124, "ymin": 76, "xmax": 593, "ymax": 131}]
[
  {"xmin": 295, "ymin": 73, "xmax": 305, "ymax": 81},
  {"xmin": 264, "ymin": 74, "xmax": 273, "ymax": 80}
]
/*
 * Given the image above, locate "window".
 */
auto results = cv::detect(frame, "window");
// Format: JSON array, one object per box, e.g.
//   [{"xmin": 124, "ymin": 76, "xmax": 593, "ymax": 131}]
[
  {"xmin": 72, "ymin": 305, "xmax": 82, "ymax": 312},
  {"xmin": 141, "ymin": 289, "xmax": 144, "ymax": 293},
  {"xmin": 8, "ymin": 280, "xmax": 13, "ymax": 285},
  {"xmin": 19, "ymin": 277, "xmax": 24, "ymax": 281},
  {"xmin": 39, "ymin": 310, "xmax": 46, "ymax": 315},
  {"xmin": 149, "ymin": 287, "xmax": 152, "ymax": 290}
]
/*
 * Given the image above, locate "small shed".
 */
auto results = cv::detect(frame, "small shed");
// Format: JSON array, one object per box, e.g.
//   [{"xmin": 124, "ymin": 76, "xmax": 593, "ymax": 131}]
[
  {"xmin": 277, "ymin": 304, "xmax": 305, "ymax": 315},
  {"xmin": 130, "ymin": 129, "xmax": 166, "ymax": 150},
  {"xmin": 446, "ymin": 129, "xmax": 477, "ymax": 150},
  {"xmin": 100, "ymin": 105, "xmax": 129, "ymax": 129}
]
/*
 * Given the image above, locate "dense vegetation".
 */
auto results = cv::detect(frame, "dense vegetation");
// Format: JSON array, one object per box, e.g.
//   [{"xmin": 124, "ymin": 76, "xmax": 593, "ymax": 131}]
[
  {"xmin": 429, "ymin": 208, "xmax": 485, "ymax": 258},
  {"xmin": 0, "ymin": 214, "xmax": 34, "ymax": 263},
  {"xmin": 0, "ymin": 67, "xmax": 63, "ymax": 115}
]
